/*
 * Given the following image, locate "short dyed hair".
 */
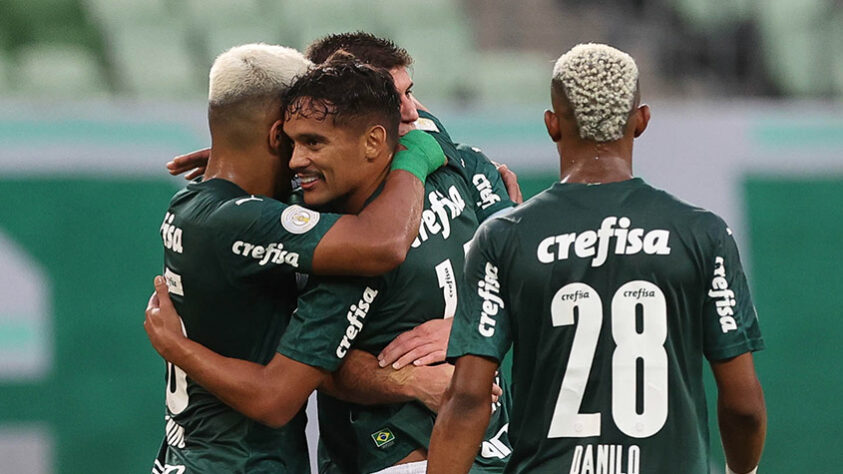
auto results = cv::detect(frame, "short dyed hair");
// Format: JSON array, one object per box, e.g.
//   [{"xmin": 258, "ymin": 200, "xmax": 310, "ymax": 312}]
[
  {"xmin": 552, "ymin": 43, "xmax": 639, "ymax": 142},
  {"xmin": 282, "ymin": 52, "xmax": 401, "ymax": 147},
  {"xmin": 208, "ymin": 43, "xmax": 311, "ymax": 106},
  {"xmin": 305, "ymin": 31, "xmax": 412, "ymax": 70}
]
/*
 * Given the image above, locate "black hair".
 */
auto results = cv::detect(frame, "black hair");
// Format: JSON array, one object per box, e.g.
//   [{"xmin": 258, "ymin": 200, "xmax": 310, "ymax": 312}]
[
  {"xmin": 282, "ymin": 52, "xmax": 401, "ymax": 146},
  {"xmin": 305, "ymin": 31, "xmax": 413, "ymax": 70}
]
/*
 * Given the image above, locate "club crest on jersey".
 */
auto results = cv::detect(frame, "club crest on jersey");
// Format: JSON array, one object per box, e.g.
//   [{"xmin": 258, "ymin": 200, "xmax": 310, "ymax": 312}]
[
  {"xmin": 536, "ymin": 216, "xmax": 671, "ymax": 267},
  {"xmin": 371, "ymin": 428, "xmax": 396, "ymax": 448},
  {"xmin": 281, "ymin": 205, "xmax": 320, "ymax": 234}
]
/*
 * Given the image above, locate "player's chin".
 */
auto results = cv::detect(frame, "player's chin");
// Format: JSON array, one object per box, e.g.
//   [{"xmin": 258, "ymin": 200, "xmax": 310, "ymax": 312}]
[{"xmin": 301, "ymin": 189, "xmax": 332, "ymax": 209}]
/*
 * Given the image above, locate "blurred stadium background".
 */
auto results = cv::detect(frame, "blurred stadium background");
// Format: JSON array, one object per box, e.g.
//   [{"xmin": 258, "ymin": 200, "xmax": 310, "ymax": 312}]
[{"xmin": 0, "ymin": 0, "xmax": 840, "ymax": 473}]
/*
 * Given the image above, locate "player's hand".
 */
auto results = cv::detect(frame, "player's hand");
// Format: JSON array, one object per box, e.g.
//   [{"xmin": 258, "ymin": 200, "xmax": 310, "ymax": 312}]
[
  {"xmin": 494, "ymin": 162, "xmax": 523, "ymax": 204},
  {"xmin": 378, "ymin": 318, "xmax": 453, "ymax": 369},
  {"xmin": 167, "ymin": 148, "xmax": 210, "ymax": 180},
  {"xmin": 144, "ymin": 275, "xmax": 187, "ymax": 361},
  {"xmin": 391, "ymin": 130, "xmax": 447, "ymax": 182}
]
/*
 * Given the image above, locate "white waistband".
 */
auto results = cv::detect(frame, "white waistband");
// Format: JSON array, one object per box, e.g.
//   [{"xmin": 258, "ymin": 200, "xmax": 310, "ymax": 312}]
[{"xmin": 369, "ymin": 460, "xmax": 428, "ymax": 474}]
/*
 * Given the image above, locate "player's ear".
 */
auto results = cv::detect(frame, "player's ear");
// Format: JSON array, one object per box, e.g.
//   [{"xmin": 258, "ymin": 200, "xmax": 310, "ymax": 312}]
[
  {"xmin": 633, "ymin": 104, "xmax": 650, "ymax": 138},
  {"xmin": 544, "ymin": 109, "xmax": 561, "ymax": 142},
  {"xmin": 365, "ymin": 124, "xmax": 388, "ymax": 161},
  {"xmin": 269, "ymin": 119, "xmax": 285, "ymax": 152}
]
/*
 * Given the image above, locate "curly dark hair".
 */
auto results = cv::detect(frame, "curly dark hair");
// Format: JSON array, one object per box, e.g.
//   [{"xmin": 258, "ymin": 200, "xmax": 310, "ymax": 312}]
[
  {"xmin": 282, "ymin": 52, "xmax": 401, "ymax": 146},
  {"xmin": 305, "ymin": 31, "xmax": 412, "ymax": 70}
]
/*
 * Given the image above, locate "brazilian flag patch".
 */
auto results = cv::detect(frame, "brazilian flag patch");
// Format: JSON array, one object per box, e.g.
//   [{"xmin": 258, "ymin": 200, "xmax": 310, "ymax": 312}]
[{"xmin": 371, "ymin": 428, "xmax": 396, "ymax": 448}]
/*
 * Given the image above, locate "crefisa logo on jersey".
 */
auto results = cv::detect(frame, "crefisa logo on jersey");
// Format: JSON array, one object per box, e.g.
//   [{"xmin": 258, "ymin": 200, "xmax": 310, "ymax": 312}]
[
  {"xmin": 709, "ymin": 256, "xmax": 738, "ymax": 333},
  {"xmin": 160, "ymin": 212, "xmax": 184, "ymax": 254},
  {"xmin": 477, "ymin": 262, "xmax": 504, "ymax": 337},
  {"xmin": 335, "ymin": 287, "xmax": 379, "ymax": 358},
  {"xmin": 536, "ymin": 216, "xmax": 670, "ymax": 267},
  {"xmin": 231, "ymin": 241, "xmax": 300, "ymax": 268},
  {"xmin": 472, "ymin": 173, "xmax": 502, "ymax": 210},
  {"xmin": 412, "ymin": 186, "xmax": 467, "ymax": 248}
]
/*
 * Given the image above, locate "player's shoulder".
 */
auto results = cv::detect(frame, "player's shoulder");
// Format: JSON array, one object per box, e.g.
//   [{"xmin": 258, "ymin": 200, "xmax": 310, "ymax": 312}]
[
  {"xmin": 183, "ymin": 180, "xmax": 295, "ymax": 235},
  {"xmin": 496, "ymin": 182, "xmax": 562, "ymax": 220},
  {"xmin": 211, "ymin": 193, "xmax": 315, "ymax": 232},
  {"xmin": 474, "ymin": 210, "xmax": 518, "ymax": 241},
  {"xmin": 635, "ymin": 181, "xmax": 732, "ymax": 241},
  {"xmin": 415, "ymin": 110, "xmax": 452, "ymax": 141},
  {"xmin": 168, "ymin": 178, "xmax": 248, "ymax": 220},
  {"xmin": 454, "ymin": 142, "xmax": 494, "ymax": 168},
  {"xmin": 642, "ymin": 182, "xmax": 727, "ymax": 225}
]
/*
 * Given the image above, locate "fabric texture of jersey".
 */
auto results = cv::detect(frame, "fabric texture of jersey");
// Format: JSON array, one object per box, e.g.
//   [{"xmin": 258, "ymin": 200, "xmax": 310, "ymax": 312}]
[
  {"xmin": 448, "ymin": 178, "xmax": 764, "ymax": 474},
  {"xmin": 276, "ymin": 113, "xmax": 513, "ymax": 473},
  {"xmin": 154, "ymin": 178, "xmax": 339, "ymax": 473}
]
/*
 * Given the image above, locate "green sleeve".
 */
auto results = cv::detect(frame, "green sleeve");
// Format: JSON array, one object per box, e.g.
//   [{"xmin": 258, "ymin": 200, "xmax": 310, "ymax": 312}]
[
  {"xmin": 278, "ymin": 275, "xmax": 383, "ymax": 371},
  {"xmin": 701, "ymin": 218, "xmax": 765, "ymax": 361},
  {"xmin": 447, "ymin": 218, "xmax": 512, "ymax": 362},
  {"xmin": 213, "ymin": 198, "xmax": 341, "ymax": 277},
  {"xmin": 455, "ymin": 143, "xmax": 515, "ymax": 221}
]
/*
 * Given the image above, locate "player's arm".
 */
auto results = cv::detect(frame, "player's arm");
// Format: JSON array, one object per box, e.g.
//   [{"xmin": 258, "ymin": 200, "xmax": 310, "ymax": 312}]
[
  {"xmin": 428, "ymin": 218, "xmax": 513, "ymax": 473},
  {"xmin": 312, "ymin": 129, "xmax": 445, "ymax": 276},
  {"xmin": 318, "ymin": 349, "xmax": 458, "ymax": 412},
  {"xmin": 711, "ymin": 353, "xmax": 766, "ymax": 474},
  {"xmin": 701, "ymin": 219, "xmax": 766, "ymax": 473},
  {"xmin": 144, "ymin": 277, "xmax": 324, "ymax": 428},
  {"xmin": 428, "ymin": 355, "xmax": 499, "ymax": 474}
]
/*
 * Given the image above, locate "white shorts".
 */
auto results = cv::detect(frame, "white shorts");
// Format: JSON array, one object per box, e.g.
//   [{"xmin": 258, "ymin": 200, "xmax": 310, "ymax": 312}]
[{"xmin": 370, "ymin": 460, "xmax": 428, "ymax": 474}]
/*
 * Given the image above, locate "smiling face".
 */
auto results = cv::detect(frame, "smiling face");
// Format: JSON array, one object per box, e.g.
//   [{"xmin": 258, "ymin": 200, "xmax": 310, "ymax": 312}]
[
  {"xmin": 390, "ymin": 67, "xmax": 419, "ymax": 136},
  {"xmin": 284, "ymin": 99, "xmax": 387, "ymax": 212}
]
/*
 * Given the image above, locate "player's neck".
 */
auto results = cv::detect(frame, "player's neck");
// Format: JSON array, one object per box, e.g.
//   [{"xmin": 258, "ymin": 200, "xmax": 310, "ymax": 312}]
[
  {"xmin": 559, "ymin": 139, "xmax": 634, "ymax": 184},
  {"xmin": 204, "ymin": 146, "xmax": 280, "ymax": 197},
  {"xmin": 344, "ymin": 166, "xmax": 390, "ymax": 214}
]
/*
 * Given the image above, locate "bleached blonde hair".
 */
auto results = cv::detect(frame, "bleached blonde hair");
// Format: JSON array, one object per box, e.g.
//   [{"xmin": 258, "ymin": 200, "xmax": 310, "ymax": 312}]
[
  {"xmin": 208, "ymin": 43, "xmax": 311, "ymax": 106},
  {"xmin": 552, "ymin": 43, "xmax": 639, "ymax": 142}
]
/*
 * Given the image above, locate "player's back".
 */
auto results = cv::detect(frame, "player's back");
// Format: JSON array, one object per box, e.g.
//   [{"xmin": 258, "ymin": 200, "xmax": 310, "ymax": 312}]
[
  {"xmin": 157, "ymin": 178, "xmax": 312, "ymax": 473},
  {"xmin": 478, "ymin": 178, "xmax": 762, "ymax": 473}
]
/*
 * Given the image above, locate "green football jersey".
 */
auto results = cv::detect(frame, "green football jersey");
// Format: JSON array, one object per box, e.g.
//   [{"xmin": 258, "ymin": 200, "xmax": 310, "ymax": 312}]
[
  {"xmin": 448, "ymin": 178, "xmax": 764, "ymax": 474},
  {"xmin": 415, "ymin": 110, "xmax": 514, "ymax": 223},
  {"xmin": 153, "ymin": 178, "xmax": 339, "ymax": 474},
  {"xmin": 278, "ymin": 159, "xmax": 513, "ymax": 473}
]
